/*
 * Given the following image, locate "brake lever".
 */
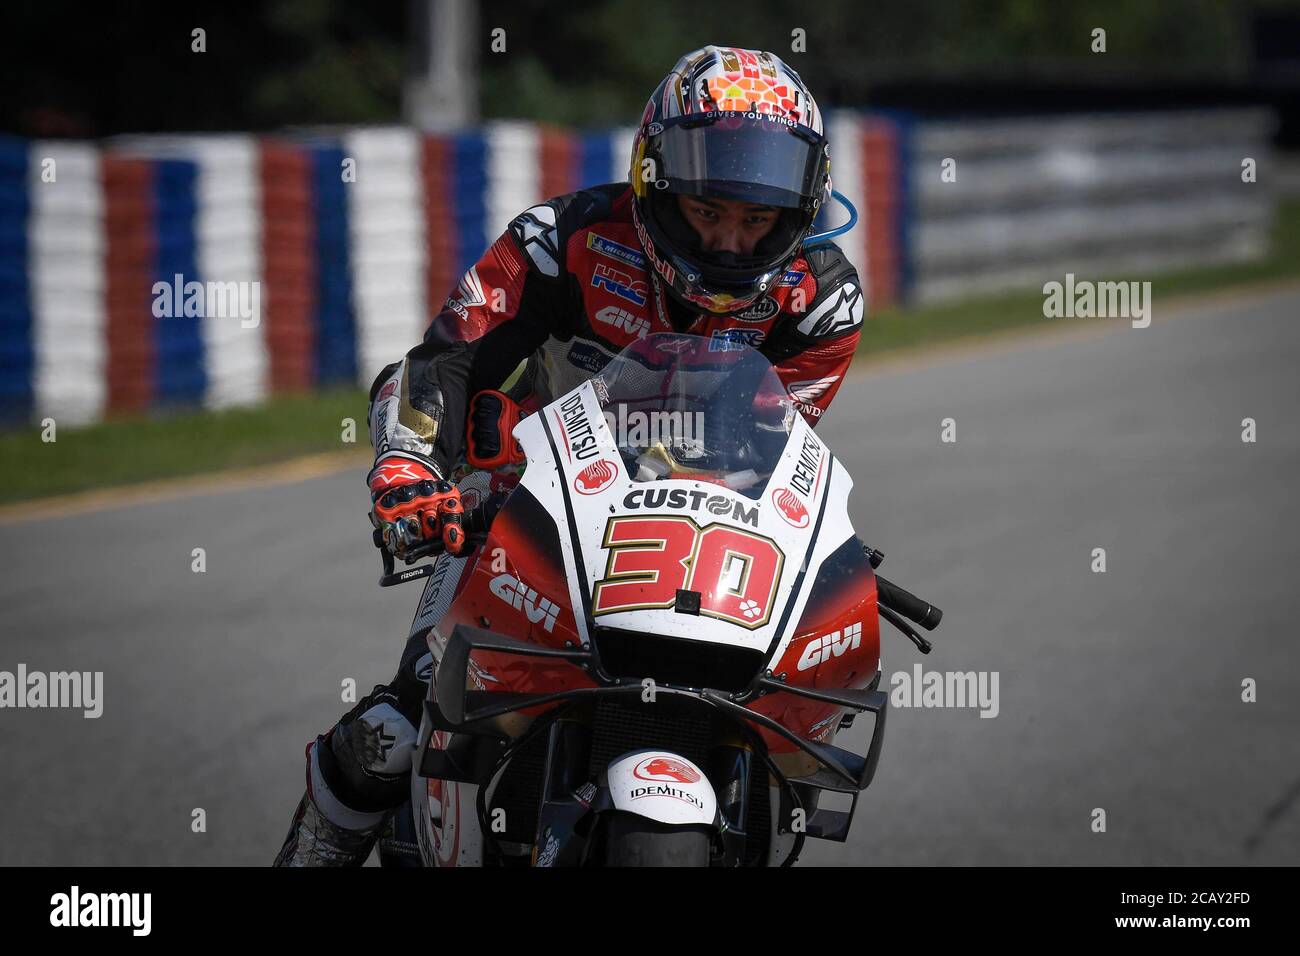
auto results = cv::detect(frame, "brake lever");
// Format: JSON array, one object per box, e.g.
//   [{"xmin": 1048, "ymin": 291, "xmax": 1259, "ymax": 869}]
[
  {"xmin": 878, "ymin": 602, "xmax": 933, "ymax": 655},
  {"xmin": 374, "ymin": 522, "xmax": 443, "ymax": 587},
  {"xmin": 373, "ymin": 496, "xmax": 502, "ymax": 588},
  {"xmin": 375, "ymin": 524, "xmax": 490, "ymax": 587}
]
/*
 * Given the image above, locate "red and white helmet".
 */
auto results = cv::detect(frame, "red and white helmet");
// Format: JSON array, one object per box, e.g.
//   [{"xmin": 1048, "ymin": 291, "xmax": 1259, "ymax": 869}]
[{"xmin": 629, "ymin": 46, "xmax": 831, "ymax": 316}]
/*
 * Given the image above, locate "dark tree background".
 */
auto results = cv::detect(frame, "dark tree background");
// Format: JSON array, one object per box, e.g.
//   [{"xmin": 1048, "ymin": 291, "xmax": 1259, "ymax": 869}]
[{"xmin": 2, "ymin": 0, "xmax": 1297, "ymax": 137}]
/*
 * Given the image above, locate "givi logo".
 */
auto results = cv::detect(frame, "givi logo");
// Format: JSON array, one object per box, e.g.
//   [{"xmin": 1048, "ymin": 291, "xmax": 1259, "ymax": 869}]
[
  {"xmin": 633, "ymin": 755, "xmax": 701, "ymax": 784},
  {"xmin": 489, "ymin": 574, "xmax": 559, "ymax": 632},
  {"xmin": 797, "ymin": 622, "xmax": 863, "ymax": 671},
  {"xmin": 771, "ymin": 486, "xmax": 809, "ymax": 528},
  {"xmin": 575, "ymin": 458, "xmax": 618, "ymax": 495}
]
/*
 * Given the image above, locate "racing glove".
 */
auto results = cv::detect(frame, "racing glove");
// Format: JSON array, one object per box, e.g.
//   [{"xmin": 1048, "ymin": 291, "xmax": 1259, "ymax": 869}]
[
  {"xmin": 366, "ymin": 451, "xmax": 465, "ymax": 558},
  {"xmin": 465, "ymin": 390, "xmax": 526, "ymax": 471}
]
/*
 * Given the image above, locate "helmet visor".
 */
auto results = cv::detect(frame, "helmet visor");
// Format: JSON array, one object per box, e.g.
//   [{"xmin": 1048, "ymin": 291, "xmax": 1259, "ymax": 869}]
[{"xmin": 651, "ymin": 113, "xmax": 827, "ymax": 210}]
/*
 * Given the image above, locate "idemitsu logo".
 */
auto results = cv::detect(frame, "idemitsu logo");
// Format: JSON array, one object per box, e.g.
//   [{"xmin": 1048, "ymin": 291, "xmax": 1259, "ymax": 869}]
[
  {"xmin": 771, "ymin": 487, "xmax": 809, "ymax": 528},
  {"xmin": 557, "ymin": 392, "xmax": 601, "ymax": 461},
  {"xmin": 575, "ymin": 458, "xmax": 618, "ymax": 494},
  {"xmin": 634, "ymin": 755, "xmax": 701, "ymax": 783}
]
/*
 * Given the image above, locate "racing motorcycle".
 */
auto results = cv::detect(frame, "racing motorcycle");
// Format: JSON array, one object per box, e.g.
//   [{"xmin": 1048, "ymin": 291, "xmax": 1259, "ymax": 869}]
[{"xmin": 373, "ymin": 333, "xmax": 943, "ymax": 866}]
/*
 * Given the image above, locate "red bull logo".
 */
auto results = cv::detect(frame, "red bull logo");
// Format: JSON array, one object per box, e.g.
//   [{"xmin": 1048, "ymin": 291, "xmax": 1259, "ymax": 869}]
[
  {"xmin": 771, "ymin": 487, "xmax": 809, "ymax": 528},
  {"xmin": 633, "ymin": 755, "xmax": 701, "ymax": 783}
]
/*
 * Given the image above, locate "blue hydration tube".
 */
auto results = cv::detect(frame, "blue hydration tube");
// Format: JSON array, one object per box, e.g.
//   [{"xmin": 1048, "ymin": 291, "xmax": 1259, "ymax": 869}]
[{"xmin": 802, "ymin": 190, "xmax": 858, "ymax": 248}]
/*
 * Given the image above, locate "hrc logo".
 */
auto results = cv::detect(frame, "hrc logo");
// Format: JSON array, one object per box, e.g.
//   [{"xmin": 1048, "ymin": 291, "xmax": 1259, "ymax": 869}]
[{"xmin": 591, "ymin": 263, "xmax": 647, "ymax": 306}]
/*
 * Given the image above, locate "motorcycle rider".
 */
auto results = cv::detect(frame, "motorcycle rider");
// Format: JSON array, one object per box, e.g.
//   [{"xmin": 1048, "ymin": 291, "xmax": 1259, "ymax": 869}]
[{"xmin": 275, "ymin": 44, "xmax": 866, "ymax": 866}]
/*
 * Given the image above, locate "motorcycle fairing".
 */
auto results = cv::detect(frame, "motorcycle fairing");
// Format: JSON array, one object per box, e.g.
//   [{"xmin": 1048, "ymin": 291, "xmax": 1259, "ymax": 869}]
[{"xmin": 512, "ymin": 378, "xmax": 859, "ymax": 675}]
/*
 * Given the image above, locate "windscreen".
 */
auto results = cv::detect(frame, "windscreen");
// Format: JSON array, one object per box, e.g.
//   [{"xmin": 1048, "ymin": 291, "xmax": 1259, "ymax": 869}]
[{"xmin": 591, "ymin": 333, "xmax": 796, "ymax": 498}]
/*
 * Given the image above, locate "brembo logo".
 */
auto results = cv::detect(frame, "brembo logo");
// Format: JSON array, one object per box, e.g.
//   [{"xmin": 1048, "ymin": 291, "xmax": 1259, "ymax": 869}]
[
  {"xmin": 797, "ymin": 622, "xmax": 863, "ymax": 671},
  {"xmin": 634, "ymin": 755, "xmax": 701, "ymax": 783},
  {"xmin": 489, "ymin": 574, "xmax": 559, "ymax": 632}
]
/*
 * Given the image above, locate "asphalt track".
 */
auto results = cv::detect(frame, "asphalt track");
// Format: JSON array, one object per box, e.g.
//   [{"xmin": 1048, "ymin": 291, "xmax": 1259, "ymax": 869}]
[{"xmin": 1, "ymin": 286, "xmax": 1297, "ymax": 865}]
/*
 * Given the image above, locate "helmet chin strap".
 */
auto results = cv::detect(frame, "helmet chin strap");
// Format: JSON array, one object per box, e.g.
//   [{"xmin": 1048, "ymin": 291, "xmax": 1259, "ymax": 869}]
[{"xmin": 649, "ymin": 272, "xmax": 701, "ymax": 333}]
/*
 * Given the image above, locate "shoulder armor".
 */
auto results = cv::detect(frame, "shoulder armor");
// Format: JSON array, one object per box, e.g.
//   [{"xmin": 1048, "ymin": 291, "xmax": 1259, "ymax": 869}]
[
  {"xmin": 507, "ymin": 183, "xmax": 628, "ymax": 280},
  {"xmin": 794, "ymin": 242, "xmax": 864, "ymax": 339}
]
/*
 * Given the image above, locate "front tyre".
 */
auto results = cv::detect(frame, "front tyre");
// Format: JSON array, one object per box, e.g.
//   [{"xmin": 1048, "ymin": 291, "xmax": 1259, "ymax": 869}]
[{"xmin": 600, "ymin": 812, "xmax": 712, "ymax": 867}]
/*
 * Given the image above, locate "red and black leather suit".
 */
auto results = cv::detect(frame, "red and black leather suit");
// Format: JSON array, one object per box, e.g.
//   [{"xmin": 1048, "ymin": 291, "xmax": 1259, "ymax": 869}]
[{"xmin": 367, "ymin": 182, "xmax": 865, "ymax": 476}]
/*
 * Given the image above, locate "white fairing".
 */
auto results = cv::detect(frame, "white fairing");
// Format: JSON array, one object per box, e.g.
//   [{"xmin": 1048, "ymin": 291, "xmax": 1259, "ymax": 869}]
[
  {"xmin": 412, "ymin": 709, "xmax": 484, "ymax": 867},
  {"xmin": 607, "ymin": 750, "xmax": 717, "ymax": 826},
  {"xmin": 512, "ymin": 379, "xmax": 857, "ymax": 671}
]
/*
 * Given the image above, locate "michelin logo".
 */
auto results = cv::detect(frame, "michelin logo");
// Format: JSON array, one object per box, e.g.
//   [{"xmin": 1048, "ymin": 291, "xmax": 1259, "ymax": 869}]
[{"xmin": 587, "ymin": 233, "xmax": 647, "ymax": 270}]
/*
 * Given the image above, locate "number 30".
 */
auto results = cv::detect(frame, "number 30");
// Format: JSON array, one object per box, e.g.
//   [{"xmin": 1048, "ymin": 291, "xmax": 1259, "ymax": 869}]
[{"xmin": 593, "ymin": 516, "xmax": 784, "ymax": 629}]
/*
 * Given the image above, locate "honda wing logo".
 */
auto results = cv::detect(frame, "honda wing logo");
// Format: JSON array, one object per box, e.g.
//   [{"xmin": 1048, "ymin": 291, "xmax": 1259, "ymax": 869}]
[
  {"xmin": 444, "ymin": 266, "xmax": 487, "ymax": 321},
  {"xmin": 787, "ymin": 376, "xmax": 840, "ymax": 403}
]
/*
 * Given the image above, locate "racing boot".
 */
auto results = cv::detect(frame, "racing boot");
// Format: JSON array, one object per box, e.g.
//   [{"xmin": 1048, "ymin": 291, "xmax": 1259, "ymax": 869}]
[{"xmin": 273, "ymin": 689, "xmax": 418, "ymax": 866}]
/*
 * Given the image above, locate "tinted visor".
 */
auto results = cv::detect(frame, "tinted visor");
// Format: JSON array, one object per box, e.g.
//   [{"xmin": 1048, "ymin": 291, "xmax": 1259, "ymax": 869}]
[{"xmin": 652, "ymin": 113, "xmax": 826, "ymax": 210}]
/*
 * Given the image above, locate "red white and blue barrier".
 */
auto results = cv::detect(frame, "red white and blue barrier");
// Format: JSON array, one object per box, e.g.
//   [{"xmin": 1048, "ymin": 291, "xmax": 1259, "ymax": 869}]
[{"xmin": 0, "ymin": 113, "xmax": 908, "ymax": 427}]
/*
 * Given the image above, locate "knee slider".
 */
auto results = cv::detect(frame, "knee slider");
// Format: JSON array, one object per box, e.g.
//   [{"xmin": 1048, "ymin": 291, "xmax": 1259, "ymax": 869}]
[{"xmin": 320, "ymin": 700, "xmax": 418, "ymax": 814}]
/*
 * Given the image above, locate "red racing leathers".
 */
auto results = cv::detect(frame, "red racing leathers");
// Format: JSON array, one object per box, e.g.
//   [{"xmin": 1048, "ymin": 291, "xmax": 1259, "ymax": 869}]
[{"xmin": 367, "ymin": 182, "xmax": 865, "ymax": 478}]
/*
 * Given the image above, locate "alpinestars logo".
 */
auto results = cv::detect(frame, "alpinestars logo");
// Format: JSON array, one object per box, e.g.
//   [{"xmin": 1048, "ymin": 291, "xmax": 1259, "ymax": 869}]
[
  {"xmin": 489, "ymin": 573, "xmax": 560, "ymax": 632},
  {"xmin": 510, "ymin": 204, "xmax": 561, "ymax": 277},
  {"xmin": 797, "ymin": 622, "xmax": 863, "ymax": 671},
  {"xmin": 795, "ymin": 282, "xmax": 863, "ymax": 337}
]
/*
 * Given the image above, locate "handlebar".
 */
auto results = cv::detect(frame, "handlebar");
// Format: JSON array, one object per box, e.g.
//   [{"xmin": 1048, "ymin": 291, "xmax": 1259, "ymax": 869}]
[
  {"xmin": 875, "ymin": 574, "xmax": 943, "ymax": 631},
  {"xmin": 377, "ymin": 493, "xmax": 506, "ymax": 587}
]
